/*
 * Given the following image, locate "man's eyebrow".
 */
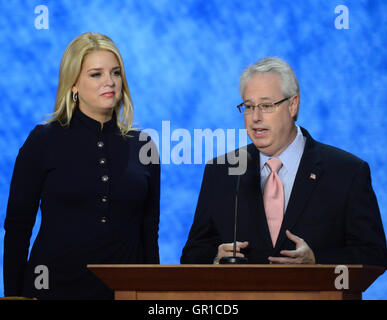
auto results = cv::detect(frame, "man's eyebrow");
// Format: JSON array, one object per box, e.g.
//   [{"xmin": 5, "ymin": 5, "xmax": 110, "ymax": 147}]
[{"xmin": 244, "ymin": 97, "xmax": 272, "ymax": 103}]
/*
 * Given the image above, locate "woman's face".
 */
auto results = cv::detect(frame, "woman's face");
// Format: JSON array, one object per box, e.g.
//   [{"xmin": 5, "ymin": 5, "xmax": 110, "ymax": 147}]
[{"xmin": 73, "ymin": 50, "xmax": 122, "ymax": 115}]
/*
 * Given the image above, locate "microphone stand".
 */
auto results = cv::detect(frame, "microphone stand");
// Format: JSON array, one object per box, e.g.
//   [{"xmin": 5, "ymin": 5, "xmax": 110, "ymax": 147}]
[{"xmin": 219, "ymin": 174, "xmax": 248, "ymax": 264}]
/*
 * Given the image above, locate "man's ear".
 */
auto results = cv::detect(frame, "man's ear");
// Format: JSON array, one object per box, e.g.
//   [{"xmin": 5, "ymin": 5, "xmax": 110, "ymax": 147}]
[{"xmin": 289, "ymin": 95, "xmax": 299, "ymax": 119}]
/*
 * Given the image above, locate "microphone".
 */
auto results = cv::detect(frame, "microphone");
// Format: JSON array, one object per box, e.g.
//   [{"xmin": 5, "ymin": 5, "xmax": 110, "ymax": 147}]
[{"xmin": 219, "ymin": 148, "xmax": 252, "ymax": 264}]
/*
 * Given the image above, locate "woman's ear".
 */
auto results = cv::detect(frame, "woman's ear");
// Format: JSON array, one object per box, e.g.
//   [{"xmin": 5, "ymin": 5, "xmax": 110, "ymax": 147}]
[{"xmin": 72, "ymin": 87, "xmax": 78, "ymax": 103}]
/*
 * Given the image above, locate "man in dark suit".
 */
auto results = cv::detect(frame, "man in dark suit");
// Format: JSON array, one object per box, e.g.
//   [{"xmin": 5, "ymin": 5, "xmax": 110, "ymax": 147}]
[{"xmin": 180, "ymin": 57, "xmax": 387, "ymax": 266}]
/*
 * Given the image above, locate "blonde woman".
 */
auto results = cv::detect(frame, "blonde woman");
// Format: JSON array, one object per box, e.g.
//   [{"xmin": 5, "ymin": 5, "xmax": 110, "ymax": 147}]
[{"xmin": 3, "ymin": 33, "xmax": 160, "ymax": 299}]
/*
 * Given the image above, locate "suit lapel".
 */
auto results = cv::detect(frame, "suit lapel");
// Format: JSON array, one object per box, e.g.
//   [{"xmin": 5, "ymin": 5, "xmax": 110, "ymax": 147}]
[
  {"xmin": 240, "ymin": 129, "xmax": 324, "ymax": 252},
  {"xmin": 274, "ymin": 128, "xmax": 323, "ymax": 251}
]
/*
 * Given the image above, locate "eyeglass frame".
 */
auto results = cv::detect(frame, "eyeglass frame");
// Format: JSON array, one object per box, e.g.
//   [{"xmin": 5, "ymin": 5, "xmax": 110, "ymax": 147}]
[{"xmin": 236, "ymin": 96, "xmax": 293, "ymax": 114}]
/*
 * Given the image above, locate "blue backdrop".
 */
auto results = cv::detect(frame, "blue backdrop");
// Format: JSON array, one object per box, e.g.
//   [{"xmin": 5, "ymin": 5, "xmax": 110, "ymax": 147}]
[{"xmin": 0, "ymin": 0, "xmax": 386, "ymax": 299}]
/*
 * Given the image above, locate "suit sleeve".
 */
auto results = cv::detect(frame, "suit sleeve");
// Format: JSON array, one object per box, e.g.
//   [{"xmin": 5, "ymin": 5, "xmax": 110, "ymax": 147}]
[
  {"xmin": 314, "ymin": 161, "xmax": 387, "ymax": 267},
  {"xmin": 3, "ymin": 125, "xmax": 47, "ymax": 296},
  {"xmin": 180, "ymin": 163, "xmax": 222, "ymax": 264},
  {"xmin": 141, "ymin": 136, "xmax": 160, "ymax": 264}
]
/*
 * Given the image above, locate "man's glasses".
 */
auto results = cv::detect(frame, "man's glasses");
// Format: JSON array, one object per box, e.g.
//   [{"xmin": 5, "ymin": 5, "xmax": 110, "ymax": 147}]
[{"xmin": 237, "ymin": 97, "xmax": 291, "ymax": 114}]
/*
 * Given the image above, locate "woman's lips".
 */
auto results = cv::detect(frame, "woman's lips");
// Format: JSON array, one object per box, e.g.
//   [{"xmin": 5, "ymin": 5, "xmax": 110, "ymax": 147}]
[{"xmin": 101, "ymin": 92, "xmax": 115, "ymax": 98}]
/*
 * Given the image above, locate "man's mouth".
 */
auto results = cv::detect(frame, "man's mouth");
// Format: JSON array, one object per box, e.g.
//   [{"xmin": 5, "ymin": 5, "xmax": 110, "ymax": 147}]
[{"xmin": 252, "ymin": 128, "xmax": 268, "ymax": 137}]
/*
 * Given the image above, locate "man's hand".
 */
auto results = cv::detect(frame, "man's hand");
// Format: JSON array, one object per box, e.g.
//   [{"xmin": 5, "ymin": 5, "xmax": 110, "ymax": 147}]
[
  {"xmin": 268, "ymin": 230, "xmax": 315, "ymax": 264},
  {"xmin": 214, "ymin": 241, "xmax": 249, "ymax": 264}
]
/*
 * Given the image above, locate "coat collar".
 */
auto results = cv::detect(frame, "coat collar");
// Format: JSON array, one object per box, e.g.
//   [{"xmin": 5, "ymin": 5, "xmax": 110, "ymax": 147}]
[{"xmin": 71, "ymin": 107, "xmax": 119, "ymax": 134}]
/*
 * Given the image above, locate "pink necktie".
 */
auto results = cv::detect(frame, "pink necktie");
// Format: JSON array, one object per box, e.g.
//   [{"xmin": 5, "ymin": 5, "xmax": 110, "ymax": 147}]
[{"xmin": 263, "ymin": 158, "xmax": 284, "ymax": 247}]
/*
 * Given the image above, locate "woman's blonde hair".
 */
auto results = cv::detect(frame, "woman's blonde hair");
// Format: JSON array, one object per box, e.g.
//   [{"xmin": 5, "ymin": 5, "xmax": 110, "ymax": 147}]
[{"xmin": 47, "ymin": 32, "xmax": 134, "ymax": 135}]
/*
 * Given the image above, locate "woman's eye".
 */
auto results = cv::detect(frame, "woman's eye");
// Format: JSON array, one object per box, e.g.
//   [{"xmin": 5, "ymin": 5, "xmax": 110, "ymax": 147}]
[
  {"xmin": 90, "ymin": 73, "xmax": 101, "ymax": 78},
  {"xmin": 113, "ymin": 70, "xmax": 121, "ymax": 76}
]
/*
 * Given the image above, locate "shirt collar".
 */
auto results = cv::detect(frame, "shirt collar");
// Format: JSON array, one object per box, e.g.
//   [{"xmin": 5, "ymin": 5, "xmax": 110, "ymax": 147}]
[{"xmin": 260, "ymin": 125, "xmax": 305, "ymax": 172}]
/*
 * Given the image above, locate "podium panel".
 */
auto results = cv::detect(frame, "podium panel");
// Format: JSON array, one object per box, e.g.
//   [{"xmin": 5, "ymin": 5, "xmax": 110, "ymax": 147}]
[{"xmin": 87, "ymin": 264, "xmax": 385, "ymax": 300}]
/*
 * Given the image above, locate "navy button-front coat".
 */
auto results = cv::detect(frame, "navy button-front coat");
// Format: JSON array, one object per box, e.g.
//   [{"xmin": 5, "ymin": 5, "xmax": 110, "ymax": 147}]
[{"xmin": 3, "ymin": 108, "xmax": 160, "ymax": 299}]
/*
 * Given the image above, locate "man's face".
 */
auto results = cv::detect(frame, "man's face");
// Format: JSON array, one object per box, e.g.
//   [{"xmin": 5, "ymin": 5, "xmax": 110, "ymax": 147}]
[{"xmin": 243, "ymin": 72, "xmax": 299, "ymax": 156}]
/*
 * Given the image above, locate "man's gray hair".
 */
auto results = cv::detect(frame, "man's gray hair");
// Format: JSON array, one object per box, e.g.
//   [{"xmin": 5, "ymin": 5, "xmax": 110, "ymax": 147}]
[{"xmin": 239, "ymin": 57, "xmax": 300, "ymax": 120}]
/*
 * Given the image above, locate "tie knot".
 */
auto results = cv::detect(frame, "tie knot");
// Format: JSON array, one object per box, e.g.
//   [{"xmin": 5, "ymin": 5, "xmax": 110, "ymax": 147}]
[{"xmin": 266, "ymin": 158, "xmax": 282, "ymax": 173}]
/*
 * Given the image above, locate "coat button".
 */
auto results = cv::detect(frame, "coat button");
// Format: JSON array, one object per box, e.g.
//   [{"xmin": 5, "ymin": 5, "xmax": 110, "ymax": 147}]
[
  {"xmin": 100, "ymin": 217, "xmax": 108, "ymax": 223},
  {"xmin": 99, "ymin": 158, "xmax": 106, "ymax": 165},
  {"xmin": 97, "ymin": 141, "xmax": 104, "ymax": 148},
  {"xmin": 101, "ymin": 196, "xmax": 108, "ymax": 203},
  {"xmin": 101, "ymin": 175, "xmax": 109, "ymax": 182}
]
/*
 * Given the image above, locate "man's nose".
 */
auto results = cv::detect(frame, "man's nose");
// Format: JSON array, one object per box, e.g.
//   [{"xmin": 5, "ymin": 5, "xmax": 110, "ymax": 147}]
[{"xmin": 251, "ymin": 106, "xmax": 263, "ymax": 121}]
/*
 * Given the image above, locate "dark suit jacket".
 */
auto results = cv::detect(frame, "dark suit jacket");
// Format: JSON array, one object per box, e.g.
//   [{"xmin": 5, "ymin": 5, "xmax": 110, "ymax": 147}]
[{"xmin": 181, "ymin": 127, "xmax": 387, "ymax": 267}]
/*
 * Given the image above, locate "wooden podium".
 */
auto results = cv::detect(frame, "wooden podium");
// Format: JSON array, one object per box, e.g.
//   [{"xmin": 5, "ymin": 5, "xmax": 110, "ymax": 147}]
[{"xmin": 87, "ymin": 264, "xmax": 385, "ymax": 300}]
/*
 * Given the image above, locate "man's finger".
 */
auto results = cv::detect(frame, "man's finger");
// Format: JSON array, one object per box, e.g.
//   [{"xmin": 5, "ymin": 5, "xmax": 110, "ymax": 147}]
[
  {"xmin": 285, "ymin": 230, "xmax": 303, "ymax": 245},
  {"xmin": 219, "ymin": 243, "xmax": 234, "ymax": 251},
  {"xmin": 221, "ymin": 251, "xmax": 245, "ymax": 258},
  {"xmin": 279, "ymin": 249, "xmax": 299, "ymax": 258},
  {"xmin": 219, "ymin": 241, "xmax": 249, "ymax": 253},
  {"xmin": 236, "ymin": 241, "xmax": 249, "ymax": 249},
  {"xmin": 268, "ymin": 256, "xmax": 298, "ymax": 264}
]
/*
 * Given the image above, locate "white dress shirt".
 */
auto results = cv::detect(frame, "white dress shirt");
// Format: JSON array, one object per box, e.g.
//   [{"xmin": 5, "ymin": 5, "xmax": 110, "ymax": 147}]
[{"xmin": 260, "ymin": 125, "xmax": 306, "ymax": 213}]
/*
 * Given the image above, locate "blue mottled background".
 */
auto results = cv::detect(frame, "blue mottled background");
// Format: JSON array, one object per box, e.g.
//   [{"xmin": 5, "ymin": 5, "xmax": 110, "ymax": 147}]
[{"xmin": 0, "ymin": 0, "xmax": 386, "ymax": 299}]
